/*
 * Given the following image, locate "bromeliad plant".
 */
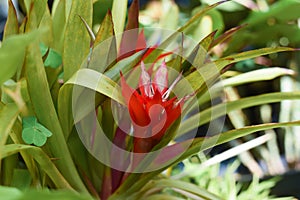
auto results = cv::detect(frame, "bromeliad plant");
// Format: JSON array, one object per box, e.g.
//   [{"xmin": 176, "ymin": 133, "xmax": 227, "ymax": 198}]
[{"xmin": 1, "ymin": 0, "xmax": 300, "ymax": 199}]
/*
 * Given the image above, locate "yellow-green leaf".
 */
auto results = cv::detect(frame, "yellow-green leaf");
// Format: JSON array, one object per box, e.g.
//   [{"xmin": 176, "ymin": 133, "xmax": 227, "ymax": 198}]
[{"xmin": 63, "ymin": 0, "xmax": 93, "ymax": 81}]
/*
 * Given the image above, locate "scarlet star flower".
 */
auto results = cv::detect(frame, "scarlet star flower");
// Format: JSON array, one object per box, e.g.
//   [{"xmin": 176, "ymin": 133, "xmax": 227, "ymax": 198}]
[{"xmin": 120, "ymin": 61, "xmax": 186, "ymax": 153}]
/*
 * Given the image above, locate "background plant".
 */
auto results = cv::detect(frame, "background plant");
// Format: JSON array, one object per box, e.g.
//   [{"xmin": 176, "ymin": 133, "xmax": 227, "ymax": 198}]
[{"xmin": 0, "ymin": 0, "xmax": 300, "ymax": 199}]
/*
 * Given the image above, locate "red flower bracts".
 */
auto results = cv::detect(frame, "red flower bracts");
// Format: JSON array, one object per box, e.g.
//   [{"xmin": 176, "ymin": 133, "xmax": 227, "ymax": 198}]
[{"xmin": 120, "ymin": 61, "xmax": 184, "ymax": 153}]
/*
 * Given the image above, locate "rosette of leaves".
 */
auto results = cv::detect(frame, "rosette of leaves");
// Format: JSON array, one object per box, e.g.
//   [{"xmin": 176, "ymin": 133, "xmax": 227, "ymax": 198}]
[{"xmin": 0, "ymin": 0, "xmax": 300, "ymax": 200}]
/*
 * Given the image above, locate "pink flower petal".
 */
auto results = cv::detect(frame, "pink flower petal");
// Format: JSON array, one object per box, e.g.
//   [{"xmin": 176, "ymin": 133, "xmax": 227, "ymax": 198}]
[
  {"xmin": 139, "ymin": 62, "xmax": 153, "ymax": 98},
  {"xmin": 154, "ymin": 61, "xmax": 168, "ymax": 94}
]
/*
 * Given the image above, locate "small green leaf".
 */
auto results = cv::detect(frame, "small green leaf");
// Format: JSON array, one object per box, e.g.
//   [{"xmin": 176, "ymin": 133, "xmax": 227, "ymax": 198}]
[
  {"xmin": 22, "ymin": 117, "xmax": 52, "ymax": 146},
  {"xmin": 39, "ymin": 43, "xmax": 48, "ymax": 57},
  {"xmin": 39, "ymin": 43, "xmax": 63, "ymax": 69},
  {"xmin": 44, "ymin": 49, "xmax": 62, "ymax": 69}
]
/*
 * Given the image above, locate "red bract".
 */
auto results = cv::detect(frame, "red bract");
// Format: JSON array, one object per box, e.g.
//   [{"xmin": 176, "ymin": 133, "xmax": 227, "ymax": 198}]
[{"xmin": 120, "ymin": 61, "xmax": 185, "ymax": 153}]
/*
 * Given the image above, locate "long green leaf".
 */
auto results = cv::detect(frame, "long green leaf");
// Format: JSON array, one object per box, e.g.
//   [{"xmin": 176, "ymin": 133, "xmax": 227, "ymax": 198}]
[
  {"xmin": 9, "ymin": 117, "xmax": 38, "ymax": 186},
  {"xmin": 38, "ymin": 4, "xmax": 53, "ymax": 46},
  {"xmin": 0, "ymin": 30, "xmax": 40, "ymax": 86},
  {"xmin": 3, "ymin": 0, "xmax": 19, "ymax": 39},
  {"xmin": 87, "ymin": 11, "xmax": 117, "ymax": 72},
  {"xmin": 220, "ymin": 67, "xmax": 294, "ymax": 88},
  {"xmin": 63, "ymin": 0, "xmax": 93, "ymax": 81},
  {"xmin": 199, "ymin": 67, "xmax": 295, "ymax": 105},
  {"xmin": 143, "ymin": 1, "xmax": 227, "ymax": 65},
  {"xmin": 176, "ymin": 47, "xmax": 294, "ymax": 93},
  {"xmin": 182, "ymin": 31, "xmax": 217, "ymax": 73},
  {"xmin": 0, "ymin": 186, "xmax": 93, "ymax": 200},
  {"xmin": 0, "ymin": 103, "xmax": 19, "ymax": 145},
  {"xmin": 24, "ymin": 42, "xmax": 87, "ymax": 192},
  {"xmin": 143, "ymin": 194, "xmax": 183, "ymax": 200},
  {"xmin": 24, "ymin": 0, "xmax": 47, "ymax": 31},
  {"xmin": 67, "ymin": 69, "xmax": 123, "ymax": 104},
  {"xmin": 0, "ymin": 186, "xmax": 22, "ymax": 199},
  {"xmin": 105, "ymin": 50, "xmax": 145, "ymax": 81},
  {"xmin": 181, "ymin": 120, "xmax": 300, "ymax": 161},
  {"xmin": 220, "ymin": 47, "xmax": 294, "ymax": 66},
  {"xmin": 111, "ymin": 0, "xmax": 128, "ymax": 51},
  {"xmin": 146, "ymin": 179, "xmax": 222, "ymax": 200},
  {"xmin": 58, "ymin": 68, "xmax": 124, "ymax": 139},
  {"xmin": 177, "ymin": 0, "xmax": 227, "ymax": 32},
  {"xmin": 95, "ymin": 10, "xmax": 115, "ymax": 46},
  {"xmin": 1, "ymin": 144, "xmax": 72, "ymax": 190},
  {"xmin": 52, "ymin": 0, "xmax": 66, "ymax": 53},
  {"xmin": 179, "ymin": 92, "xmax": 300, "ymax": 137},
  {"xmin": 116, "ymin": 120, "xmax": 300, "ymax": 196}
]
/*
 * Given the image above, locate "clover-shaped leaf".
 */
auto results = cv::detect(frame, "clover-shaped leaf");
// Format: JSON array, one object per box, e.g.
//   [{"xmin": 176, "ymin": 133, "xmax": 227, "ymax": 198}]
[
  {"xmin": 22, "ymin": 117, "xmax": 52, "ymax": 147},
  {"xmin": 39, "ymin": 43, "xmax": 48, "ymax": 57},
  {"xmin": 39, "ymin": 43, "xmax": 62, "ymax": 69},
  {"xmin": 44, "ymin": 49, "xmax": 62, "ymax": 69}
]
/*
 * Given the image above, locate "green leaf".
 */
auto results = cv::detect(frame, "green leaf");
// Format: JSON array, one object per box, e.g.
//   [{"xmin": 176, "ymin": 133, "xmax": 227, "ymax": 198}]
[
  {"xmin": 44, "ymin": 49, "xmax": 63, "ymax": 69},
  {"xmin": 38, "ymin": 5, "xmax": 53, "ymax": 46},
  {"xmin": 210, "ymin": 24, "xmax": 246, "ymax": 49},
  {"xmin": 145, "ymin": 179, "xmax": 223, "ymax": 200},
  {"xmin": 112, "ymin": 0, "xmax": 128, "ymax": 51},
  {"xmin": 0, "ymin": 186, "xmax": 22, "ymax": 200},
  {"xmin": 119, "ymin": 0, "xmax": 140, "ymax": 59},
  {"xmin": 78, "ymin": 15, "xmax": 96, "ymax": 43},
  {"xmin": 84, "ymin": 12, "xmax": 117, "ymax": 73},
  {"xmin": 22, "ymin": 116, "xmax": 52, "ymax": 146},
  {"xmin": 199, "ymin": 67, "xmax": 295, "ymax": 104},
  {"xmin": 39, "ymin": 43, "xmax": 49, "ymax": 57},
  {"xmin": 220, "ymin": 47, "xmax": 294, "ymax": 65},
  {"xmin": 0, "ymin": 103, "xmax": 19, "ymax": 145},
  {"xmin": 63, "ymin": 0, "xmax": 93, "ymax": 81},
  {"xmin": 24, "ymin": 42, "xmax": 88, "ymax": 192},
  {"xmin": 0, "ymin": 186, "xmax": 94, "ymax": 200},
  {"xmin": 180, "ymin": 121, "xmax": 300, "ymax": 163},
  {"xmin": 52, "ymin": 0, "xmax": 66, "ymax": 53},
  {"xmin": 178, "ymin": 0, "xmax": 227, "ymax": 33},
  {"xmin": 69, "ymin": 69, "xmax": 124, "ymax": 103},
  {"xmin": 24, "ymin": 0, "xmax": 47, "ymax": 25},
  {"xmin": 11, "ymin": 169, "xmax": 32, "ymax": 190},
  {"xmin": 179, "ymin": 92, "xmax": 300, "ymax": 137},
  {"xmin": 94, "ymin": 10, "xmax": 115, "ymax": 46},
  {"xmin": 58, "ymin": 68, "xmax": 124, "ymax": 139},
  {"xmin": 222, "ymin": 67, "xmax": 294, "ymax": 87},
  {"xmin": 143, "ymin": 1, "xmax": 226, "ymax": 65},
  {"xmin": 143, "ymin": 195, "xmax": 183, "ymax": 200},
  {"xmin": 9, "ymin": 116, "xmax": 39, "ymax": 186},
  {"xmin": 0, "ymin": 30, "xmax": 40, "ymax": 86},
  {"xmin": 118, "ymin": 120, "xmax": 300, "ymax": 197},
  {"xmin": 192, "ymin": 8, "xmax": 224, "ymax": 42},
  {"xmin": 226, "ymin": 0, "xmax": 300, "ymax": 52},
  {"xmin": 176, "ymin": 47, "xmax": 294, "ymax": 94},
  {"xmin": 159, "ymin": 0, "xmax": 179, "ymax": 30},
  {"xmin": 3, "ymin": 0, "xmax": 19, "ymax": 39},
  {"xmin": 246, "ymin": 0, "xmax": 300, "ymax": 25},
  {"xmin": 182, "ymin": 30, "xmax": 217, "ymax": 73},
  {"xmin": 105, "ymin": 50, "xmax": 146, "ymax": 81},
  {"xmin": 1, "ymin": 144, "xmax": 73, "ymax": 189},
  {"xmin": 24, "ymin": 0, "xmax": 52, "ymax": 48}
]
